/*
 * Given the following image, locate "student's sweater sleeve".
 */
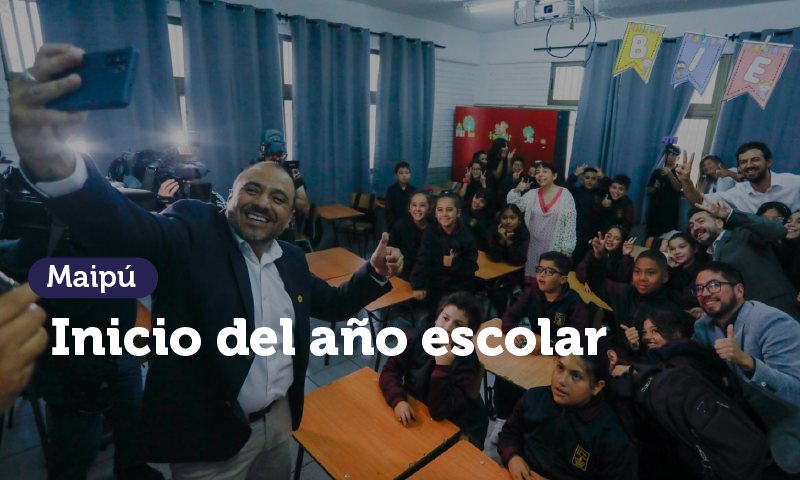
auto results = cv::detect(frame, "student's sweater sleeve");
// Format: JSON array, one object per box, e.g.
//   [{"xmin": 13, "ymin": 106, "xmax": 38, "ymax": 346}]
[
  {"xmin": 502, "ymin": 288, "xmax": 532, "ymax": 334},
  {"xmin": 598, "ymin": 437, "xmax": 639, "ymax": 480},
  {"xmin": 449, "ymin": 236, "xmax": 479, "ymax": 275},
  {"xmin": 740, "ymin": 311, "xmax": 800, "ymax": 407},
  {"xmin": 623, "ymin": 202, "xmax": 635, "ymax": 231},
  {"xmin": 506, "ymin": 189, "xmax": 527, "ymax": 212},
  {"xmin": 428, "ymin": 356, "xmax": 480, "ymax": 422},
  {"xmin": 568, "ymin": 300, "xmax": 591, "ymax": 333},
  {"xmin": 379, "ymin": 329, "xmax": 415, "ymax": 408},
  {"xmin": 727, "ymin": 209, "xmax": 788, "ymax": 246},
  {"xmin": 497, "ymin": 397, "xmax": 527, "ymax": 465},
  {"xmin": 565, "ymin": 174, "xmax": 579, "ymax": 189},
  {"xmin": 410, "ymin": 228, "xmax": 434, "ymax": 290}
]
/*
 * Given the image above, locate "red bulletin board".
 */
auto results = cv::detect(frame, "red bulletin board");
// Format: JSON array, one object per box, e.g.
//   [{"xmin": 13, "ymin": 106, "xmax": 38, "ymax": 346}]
[{"xmin": 451, "ymin": 107, "xmax": 570, "ymax": 181}]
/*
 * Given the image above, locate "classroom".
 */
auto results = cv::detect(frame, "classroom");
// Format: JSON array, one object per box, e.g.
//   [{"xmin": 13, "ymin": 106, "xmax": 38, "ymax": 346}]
[{"xmin": 0, "ymin": 0, "xmax": 799, "ymax": 479}]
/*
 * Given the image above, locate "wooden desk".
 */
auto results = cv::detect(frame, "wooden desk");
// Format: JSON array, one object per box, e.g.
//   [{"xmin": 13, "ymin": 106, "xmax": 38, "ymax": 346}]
[
  {"xmin": 567, "ymin": 272, "xmax": 611, "ymax": 311},
  {"xmin": 317, "ymin": 204, "xmax": 364, "ymax": 221},
  {"xmin": 328, "ymin": 275, "xmax": 415, "ymax": 369},
  {"xmin": 293, "ymin": 368, "xmax": 460, "ymax": 480},
  {"xmin": 476, "ymin": 251, "xmax": 523, "ymax": 281},
  {"xmin": 306, "ymin": 248, "xmax": 366, "ymax": 280},
  {"xmin": 408, "ymin": 440, "xmax": 512, "ymax": 480},
  {"xmin": 475, "ymin": 318, "xmax": 556, "ymax": 391},
  {"xmin": 318, "ymin": 204, "xmax": 365, "ymax": 247}
]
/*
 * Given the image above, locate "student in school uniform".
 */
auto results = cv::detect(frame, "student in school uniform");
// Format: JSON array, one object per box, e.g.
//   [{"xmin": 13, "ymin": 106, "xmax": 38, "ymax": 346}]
[
  {"xmin": 490, "ymin": 252, "xmax": 591, "ymax": 444},
  {"xmin": 566, "ymin": 164, "xmax": 609, "ymax": 264},
  {"xmin": 457, "ymin": 160, "xmax": 490, "ymax": 204},
  {"xmin": 379, "ymin": 292, "xmax": 488, "ymax": 449},
  {"xmin": 460, "ymin": 189, "xmax": 491, "ymax": 251},
  {"xmin": 581, "ymin": 233, "xmax": 695, "ymax": 353},
  {"xmin": 486, "ymin": 204, "xmax": 530, "ymax": 318},
  {"xmin": 384, "ymin": 161, "xmax": 417, "ymax": 231},
  {"xmin": 592, "ymin": 174, "xmax": 635, "ymax": 234},
  {"xmin": 497, "ymin": 347, "xmax": 638, "ymax": 480},
  {"xmin": 498, "ymin": 156, "xmax": 527, "ymax": 207},
  {"xmin": 389, "ymin": 190, "xmax": 432, "ymax": 281},
  {"xmin": 486, "ymin": 138, "xmax": 515, "ymax": 183},
  {"xmin": 776, "ymin": 210, "xmax": 800, "ymax": 294},
  {"xmin": 576, "ymin": 224, "xmax": 634, "ymax": 286},
  {"xmin": 411, "ymin": 192, "xmax": 479, "ymax": 316},
  {"xmin": 507, "ymin": 161, "xmax": 577, "ymax": 284},
  {"xmin": 665, "ymin": 232, "xmax": 708, "ymax": 315}
]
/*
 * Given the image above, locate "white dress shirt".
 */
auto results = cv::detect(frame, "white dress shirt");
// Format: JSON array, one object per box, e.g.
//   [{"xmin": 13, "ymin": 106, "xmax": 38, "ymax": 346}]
[{"xmin": 705, "ymin": 172, "xmax": 800, "ymax": 214}]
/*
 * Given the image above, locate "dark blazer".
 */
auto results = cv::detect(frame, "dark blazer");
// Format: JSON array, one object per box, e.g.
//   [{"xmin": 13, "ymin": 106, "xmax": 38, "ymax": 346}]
[
  {"xmin": 38, "ymin": 160, "xmax": 392, "ymax": 463},
  {"xmin": 713, "ymin": 210, "xmax": 799, "ymax": 319}
]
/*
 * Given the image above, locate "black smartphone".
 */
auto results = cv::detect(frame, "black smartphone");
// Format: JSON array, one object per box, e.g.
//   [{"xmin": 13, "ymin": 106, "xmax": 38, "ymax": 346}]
[{"xmin": 47, "ymin": 47, "xmax": 139, "ymax": 111}]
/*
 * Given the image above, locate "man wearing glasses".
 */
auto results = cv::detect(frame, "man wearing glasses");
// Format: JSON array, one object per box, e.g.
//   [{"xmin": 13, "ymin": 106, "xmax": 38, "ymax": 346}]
[
  {"xmin": 688, "ymin": 200, "xmax": 798, "ymax": 319},
  {"xmin": 691, "ymin": 262, "xmax": 800, "ymax": 477}
]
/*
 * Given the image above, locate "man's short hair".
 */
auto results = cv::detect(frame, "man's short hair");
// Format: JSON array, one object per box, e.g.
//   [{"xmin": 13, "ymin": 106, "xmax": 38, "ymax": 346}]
[
  {"xmin": 611, "ymin": 174, "xmax": 631, "ymax": 189},
  {"xmin": 736, "ymin": 141, "xmax": 772, "ymax": 162},
  {"xmin": 394, "ymin": 161, "xmax": 411, "ymax": 174},
  {"xmin": 583, "ymin": 167, "xmax": 598, "ymax": 175},
  {"xmin": 539, "ymin": 251, "xmax": 572, "ymax": 275},
  {"xmin": 688, "ymin": 206, "xmax": 714, "ymax": 221},
  {"xmin": 636, "ymin": 249, "xmax": 668, "ymax": 273},
  {"xmin": 696, "ymin": 261, "xmax": 745, "ymax": 289}
]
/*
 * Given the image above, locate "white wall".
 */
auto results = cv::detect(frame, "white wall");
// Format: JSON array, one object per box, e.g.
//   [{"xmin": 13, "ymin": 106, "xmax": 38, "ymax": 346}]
[
  {"xmin": 0, "ymin": 73, "xmax": 17, "ymax": 163},
  {"xmin": 430, "ymin": 59, "xmax": 479, "ymax": 171},
  {"xmin": 475, "ymin": 0, "xmax": 800, "ymax": 105}
]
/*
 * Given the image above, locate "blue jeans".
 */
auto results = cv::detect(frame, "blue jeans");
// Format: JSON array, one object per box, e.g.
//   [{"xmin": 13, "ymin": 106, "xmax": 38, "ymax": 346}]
[{"xmin": 42, "ymin": 351, "xmax": 143, "ymax": 480}]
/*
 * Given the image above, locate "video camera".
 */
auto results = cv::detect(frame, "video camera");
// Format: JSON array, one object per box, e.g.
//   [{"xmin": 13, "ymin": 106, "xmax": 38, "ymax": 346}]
[{"xmin": 108, "ymin": 146, "xmax": 212, "ymax": 202}]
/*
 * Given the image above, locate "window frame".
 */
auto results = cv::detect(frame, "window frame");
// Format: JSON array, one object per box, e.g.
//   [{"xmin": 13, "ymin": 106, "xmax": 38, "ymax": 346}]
[
  {"xmin": 548, "ymin": 61, "xmax": 584, "ymax": 107},
  {"xmin": 682, "ymin": 54, "xmax": 733, "ymax": 156}
]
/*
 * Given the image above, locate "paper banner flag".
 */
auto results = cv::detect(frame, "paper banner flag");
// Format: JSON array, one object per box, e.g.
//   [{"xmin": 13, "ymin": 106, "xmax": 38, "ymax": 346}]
[
  {"xmin": 613, "ymin": 22, "xmax": 667, "ymax": 83},
  {"xmin": 670, "ymin": 33, "xmax": 727, "ymax": 95},
  {"xmin": 722, "ymin": 40, "xmax": 792, "ymax": 109}
]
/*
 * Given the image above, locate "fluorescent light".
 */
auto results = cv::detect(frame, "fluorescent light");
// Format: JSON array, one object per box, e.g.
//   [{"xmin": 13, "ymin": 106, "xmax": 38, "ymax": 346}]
[{"xmin": 464, "ymin": 0, "xmax": 515, "ymax": 13}]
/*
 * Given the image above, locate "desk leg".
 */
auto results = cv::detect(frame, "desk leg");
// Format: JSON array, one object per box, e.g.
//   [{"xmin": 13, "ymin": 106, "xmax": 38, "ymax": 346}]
[
  {"xmin": 484, "ymin": 370, "xmax": 497, "ymax": 420},
  {"xmin": 293, "ymin": 444, "xmax": 305, "ymax": 480}
]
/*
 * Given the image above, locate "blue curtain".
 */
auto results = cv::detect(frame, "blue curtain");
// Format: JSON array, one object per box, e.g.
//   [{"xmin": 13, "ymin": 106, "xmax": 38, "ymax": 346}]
[
  {"xmin": 572, "ymin": 39, "xmax": 694, "ymax": 222},
  {"xmin": 181, "ymin": 1, "xmax": 284, "ymax": 191},
  {"xmin": 290, "ymin": 17, "xmax": 371, "ymax": 205},
  {"xmin": 37, "ymin": 0, "xmax": 180, "ymax": 173},
  {"xmin": 711, "ymin": 27, "xmax": 800, "ymax": 171},
  {"xmin": 372, "ymin": 34, "xmax": 436, "ymax": 194}
]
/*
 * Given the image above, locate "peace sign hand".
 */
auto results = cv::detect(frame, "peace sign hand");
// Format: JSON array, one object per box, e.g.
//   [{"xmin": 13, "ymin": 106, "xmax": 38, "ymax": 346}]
[
  {"xmin": 480, "ymin": 170, "xmax": 487, "ymax": 186},
  {"xmin": 675, "ymin": 151, "xmax": 695, "ymax": 183},
  {"xmin": 590, "ymin": 231, "xmax": 607, "ymax": 259},
  {"xmin": 695, "ymin": 194, "xmax": 732, "ymax": 220},
  {"xmin": 622, "ymin": 237, "xmax": 636, "ymax": 256}
]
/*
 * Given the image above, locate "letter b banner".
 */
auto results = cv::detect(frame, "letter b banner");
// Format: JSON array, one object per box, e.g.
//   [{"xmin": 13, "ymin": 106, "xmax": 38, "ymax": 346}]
[{"xmin": 613, "ymin": 22, "xmax": 666, "ymax": 83}]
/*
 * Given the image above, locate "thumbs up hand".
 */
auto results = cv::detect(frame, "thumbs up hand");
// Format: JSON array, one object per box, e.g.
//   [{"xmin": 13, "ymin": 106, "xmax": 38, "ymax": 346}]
[
  {"xmin": 601, "ymin": 195, "xmax": 612, "ymax": 208},
  {"xmin": 621, "ymin": 324, "xmax": 640, "ymax": 351},
  {"xmin": 443, "ymin": 249, "xmax": 456, "ymax": 267},
  {"xmin": 371, "ymin": 232, "xmax": 404, "ymax": 277},
  {"xmin": 714, "ymin": 325, "xmax": 755, "ymax": 373}
]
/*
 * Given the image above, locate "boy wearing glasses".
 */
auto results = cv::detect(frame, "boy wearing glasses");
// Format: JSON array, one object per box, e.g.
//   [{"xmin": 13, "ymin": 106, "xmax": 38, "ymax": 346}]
[
  {"xmin": 488, "ymin": 252, "xmax": 590, "ymax": 444},
  {"xmin": 691, "ymin": 262, "xmax": 800, "ymax": 477}
]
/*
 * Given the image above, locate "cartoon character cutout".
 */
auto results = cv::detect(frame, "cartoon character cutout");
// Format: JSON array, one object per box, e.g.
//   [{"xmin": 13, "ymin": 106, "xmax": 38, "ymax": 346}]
[
  {"xmin": 489, "ymin": 121, "xmax": 511, "ymax": 141},
  {"xmin": 641, "ymin": 57, "xmax": 654, "ymax": 75},
  {"xmin": 455, "ymin": 123, "xmax": 465, "ymax": 138},
  {"xmin": 523, "ymin": 126, "xmax": 535, "ymax": 144},
  {"xmin": 758, "ymin": 81, "xmax": 772, "ymax": 99},
  {"xmin": 674, "ymin": 61, "xmax": 687, "ymax": 79}
]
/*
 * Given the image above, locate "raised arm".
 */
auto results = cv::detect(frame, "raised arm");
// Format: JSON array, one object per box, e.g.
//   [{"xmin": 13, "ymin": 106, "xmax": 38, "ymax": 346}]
[{"xmin": 676, "ymin": 152, "xmax": 703, "ymax": 206}]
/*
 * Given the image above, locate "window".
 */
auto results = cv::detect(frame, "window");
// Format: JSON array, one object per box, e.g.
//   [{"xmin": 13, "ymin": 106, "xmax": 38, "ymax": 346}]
[
  {"xmin": 673, "ymin": 54, "xmax": 732, "ymax": 182},
  {"xmin": 369, "ymin": 50, "xmax": 379, "ymax": 168},
  {"xmin": 167, "ymin": 17, "xmax": 187, "ymax": 135},
  {"xmin": 280, "ymin": 36, "xmax": 293, "ymax": 160},
  {"xmin": 0, "ymin": 0, "xmax": 43, "ymax": 73},
  {"xmin": 548, "ymin": 62, "xmax": 584, "ymax": 106}
]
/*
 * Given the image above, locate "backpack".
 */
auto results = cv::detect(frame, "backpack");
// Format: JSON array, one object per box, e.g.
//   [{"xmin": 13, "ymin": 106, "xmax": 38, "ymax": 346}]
[{"xmin": 628, "ymin": 365, "xmax": 767, "ymax": 480}]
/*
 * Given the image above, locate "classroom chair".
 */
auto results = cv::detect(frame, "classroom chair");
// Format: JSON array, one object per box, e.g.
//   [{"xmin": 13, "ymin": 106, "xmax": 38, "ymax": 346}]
[
  {"xmin": 294, "ymin": 203, "xmax": 319, "ymax": 252},
  {"xmin": 340, "ymin": 192, "xmax": 378, "ymax": 257}
]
